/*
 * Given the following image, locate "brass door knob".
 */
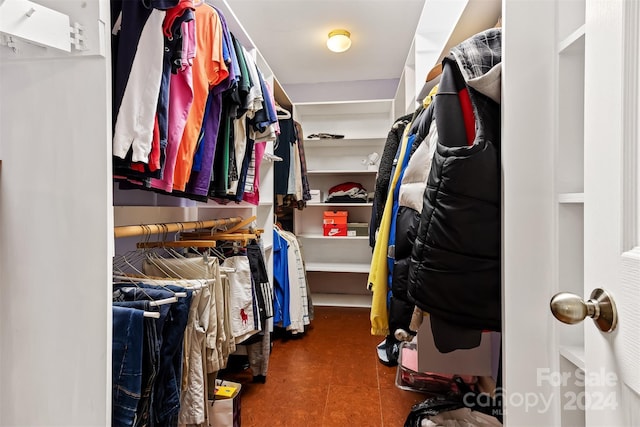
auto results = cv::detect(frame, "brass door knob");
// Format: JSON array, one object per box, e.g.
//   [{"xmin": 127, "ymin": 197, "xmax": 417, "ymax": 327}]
[{"xmin": 550, "ymin": 288, "xmax": 617, "ymax": 332}]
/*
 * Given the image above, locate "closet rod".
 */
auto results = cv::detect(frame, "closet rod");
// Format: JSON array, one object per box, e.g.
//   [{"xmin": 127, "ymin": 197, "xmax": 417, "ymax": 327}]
[{"xmin": 113, "ymin": 217, "xmax": 244, "ymax": 239}]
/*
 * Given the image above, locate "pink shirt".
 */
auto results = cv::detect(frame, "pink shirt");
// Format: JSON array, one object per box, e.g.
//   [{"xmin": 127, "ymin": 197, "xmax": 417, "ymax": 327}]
[
  {"xmin": 172, "ymin": 5, "xmax": 228, "ymax": 192},
  {"xmin": 150, "ymin": 20, "xmax": 196, "ymax": 192}
]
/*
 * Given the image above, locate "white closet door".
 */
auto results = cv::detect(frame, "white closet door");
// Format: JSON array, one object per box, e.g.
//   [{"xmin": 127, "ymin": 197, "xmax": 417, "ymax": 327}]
[{"xmin": 503, "ymin": 0, "xmax": 640, "ymax": 425}]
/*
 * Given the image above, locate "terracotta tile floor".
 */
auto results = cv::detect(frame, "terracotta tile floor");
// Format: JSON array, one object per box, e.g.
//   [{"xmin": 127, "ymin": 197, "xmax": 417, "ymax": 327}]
[{"xmin": 223, "ymin": 306, "xmax": 425, "ymax": 427}]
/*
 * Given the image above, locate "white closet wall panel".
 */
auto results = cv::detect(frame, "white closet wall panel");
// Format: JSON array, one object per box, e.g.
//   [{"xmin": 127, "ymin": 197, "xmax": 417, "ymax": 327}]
[{"xmin": 0, "ymin": 3, "xmax": 112, "ymax": 425}]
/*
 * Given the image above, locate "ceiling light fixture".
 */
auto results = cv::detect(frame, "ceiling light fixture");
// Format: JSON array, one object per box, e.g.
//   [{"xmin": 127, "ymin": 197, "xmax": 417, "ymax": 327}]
[{"xmin": 327, "ymin": 29, "xmax": 351, "ymax": 53}]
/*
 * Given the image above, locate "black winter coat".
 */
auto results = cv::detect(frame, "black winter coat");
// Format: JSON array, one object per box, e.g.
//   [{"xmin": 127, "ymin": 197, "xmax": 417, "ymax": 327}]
[{"xmin": 407, "ymin": 33, "xmax": 502, "ymax": 332}]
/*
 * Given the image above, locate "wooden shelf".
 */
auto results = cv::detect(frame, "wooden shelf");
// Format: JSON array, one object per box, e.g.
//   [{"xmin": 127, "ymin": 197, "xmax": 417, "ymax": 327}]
[
  {"xmin": 311, "ymin": 293, "xmax": 372, "ymax": 308},
  {"xmin": 559, "ymin": 345, "xmax": 585, "ymax": 371},
  {"xmin": 305, "ymin": 262, "xmax": 370, "ymax": 273}
]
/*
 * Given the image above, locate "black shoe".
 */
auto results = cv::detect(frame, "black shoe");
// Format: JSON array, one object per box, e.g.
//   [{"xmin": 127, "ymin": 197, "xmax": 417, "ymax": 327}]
[{"xmin": 376, "ymin": 337, "xmax": 399, "ymax": 367}]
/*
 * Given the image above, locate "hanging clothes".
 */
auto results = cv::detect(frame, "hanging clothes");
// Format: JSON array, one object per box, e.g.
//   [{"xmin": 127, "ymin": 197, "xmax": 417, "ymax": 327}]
[
  {"xmin": 149, "ymin": 15, "xmax": 196, "ymax": 192},
  {"xmin": 111, "ymin": 3, "xmax": 280, "ymax": 204},
  {"xmin": 368, "ymin": 123, "xmax": 415, "ymax": 336},
  {"xmin": 221, "ymin": 253, "xmax": 260, "ymax": 344},
  {"xmin": 272, "ymin": 228, "xmax": 291, "ymax": 329},
  {"xmin": 112, "ymin": 6, "xmax": 167, "ymax": 163},
  {"xmin": 172, "ymin": 4, "xmax": 228, "ymax": 192},
  {"xmin": 370, "ymin": 113, "xmax": 413, "ymax": 245},
  {"xmin": 112, "ymin": 306, "xmax": 146, "ymax": 427},
  {"xmin": 274, "ymin": 118, "xmax": 295, "ymax": 198},
  {"xmin": 272, "ymin": 227, "xmax": 312, "ymax": 333},
  {"xmin": 407, "ymin": 28, "xmax": 503, "ymax": 344},
  {"xmin": 380, "ymin": 93, "xmax": 439, "ymax": 365},
  {"xmin": 113, "ymin": 282, "xmax": 193, "ymax": 427}
]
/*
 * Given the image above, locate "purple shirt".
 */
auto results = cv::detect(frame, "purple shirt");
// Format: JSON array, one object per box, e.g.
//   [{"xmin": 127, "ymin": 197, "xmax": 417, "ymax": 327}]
[{"xmin": 186, "ymin": 8, "xmax": 235, "ymax": 196}]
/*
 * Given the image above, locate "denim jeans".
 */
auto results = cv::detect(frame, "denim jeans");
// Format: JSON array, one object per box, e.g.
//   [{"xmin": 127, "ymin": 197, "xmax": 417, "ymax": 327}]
[
  {"xmin": 113, "ymin": 300, "xmax": 159, "ymax": 427},
  {"xmin": 113, "ymin": 284, "xmax": 191, "ymax": 426},
  {"xmin": 112, "ymin": 306, "xmax": 145, "ymax": 427}
]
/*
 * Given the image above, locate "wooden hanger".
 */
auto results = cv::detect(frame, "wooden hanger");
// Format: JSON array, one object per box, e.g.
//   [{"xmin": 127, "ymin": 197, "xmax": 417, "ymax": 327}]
[
  {"xmin": 426, "ymin": 63, "xmax": 443, "ymax": 83},
  {"xmin": 136, "ymin": 240, "xmax": 218, "ymax": 249}
]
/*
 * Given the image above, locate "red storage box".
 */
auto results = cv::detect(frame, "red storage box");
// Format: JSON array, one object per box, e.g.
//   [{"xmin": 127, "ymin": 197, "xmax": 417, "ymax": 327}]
[
  {"xmin": 323, "ymin": 224, "xmax": 347, "ymax": 236},
  {"xmin": 323, "ymin": 210, "xmax": 348, "ymax": 224}
]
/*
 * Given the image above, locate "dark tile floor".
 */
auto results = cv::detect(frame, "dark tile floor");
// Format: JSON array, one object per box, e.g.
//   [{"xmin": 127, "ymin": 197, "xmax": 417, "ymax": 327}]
[{"xmin": 223, "ymin": 306, "xmax": 425, "ymax": 427}]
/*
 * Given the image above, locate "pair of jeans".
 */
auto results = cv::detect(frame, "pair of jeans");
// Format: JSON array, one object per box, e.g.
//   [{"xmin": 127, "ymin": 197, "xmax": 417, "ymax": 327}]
[
  {"xmin": 113, "ymin": 300, "xmax": 160, "ymax": 427},
  {"xmin": 114, "ymin": 283, "xmax": 192, "ymax": 427},
  {"xmin": 138, "ymin": 283, "xmax": 192, "ymax": 427},
  {"xmin": 112, "ymin": 306, "xmax": 145, "ymax": 427}
]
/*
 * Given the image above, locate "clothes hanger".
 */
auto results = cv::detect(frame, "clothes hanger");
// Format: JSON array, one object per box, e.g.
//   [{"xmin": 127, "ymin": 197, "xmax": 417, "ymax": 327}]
[
  {"xmin": 137, "ymin": 224, "xmax": 203, "ymax": 286},
  {"xmin": 275, "ymin": 103, "xmax": 292, "ymax": 119},
  {"xmin": 123, "ymin": 224, "xmax": 191, "ymax": 298},
  {"xmin": 426, "ymin": 63, "xmax": 443, "ymax": 83}
]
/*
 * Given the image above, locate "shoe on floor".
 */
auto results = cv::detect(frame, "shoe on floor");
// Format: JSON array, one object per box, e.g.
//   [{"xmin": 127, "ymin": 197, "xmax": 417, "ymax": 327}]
[{"xmin": 376, "ymin": 337, "xmax": 399, "ymax": 367}]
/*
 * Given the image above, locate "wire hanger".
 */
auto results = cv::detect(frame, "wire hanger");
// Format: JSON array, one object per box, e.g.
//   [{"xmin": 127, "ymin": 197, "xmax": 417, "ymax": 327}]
[{"xmin": 113, "ymin": 225, "xmax": 184, "ymax": 303}]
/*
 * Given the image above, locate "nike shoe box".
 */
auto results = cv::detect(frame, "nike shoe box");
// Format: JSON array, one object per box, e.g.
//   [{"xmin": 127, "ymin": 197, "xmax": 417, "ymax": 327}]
[
  {"xmin": 323, "ymin": 210, "xmax": 348, "ymax": 224},
  {"xmin": 323, "ymin": 224, "xmax": 347, "ymax": 236}
]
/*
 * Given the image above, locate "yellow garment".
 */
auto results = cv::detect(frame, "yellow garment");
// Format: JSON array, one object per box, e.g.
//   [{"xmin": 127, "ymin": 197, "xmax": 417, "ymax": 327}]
[
  {"xmin": 423, "ymin": 84, "xmax": 439, "ymax": 109},
  {"xmin": 369, "ymin": 90, "xmax": 438, "ymax": 336},
  {"xmin": 369, "ymin": 125, "xmax": 412, "ymax": 336}
]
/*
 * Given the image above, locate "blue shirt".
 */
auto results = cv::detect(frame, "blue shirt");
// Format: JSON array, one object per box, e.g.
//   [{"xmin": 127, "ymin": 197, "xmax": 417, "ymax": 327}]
[{"xmin": 273, "ymin": 230, "xmax": 291, "ymax": 328}]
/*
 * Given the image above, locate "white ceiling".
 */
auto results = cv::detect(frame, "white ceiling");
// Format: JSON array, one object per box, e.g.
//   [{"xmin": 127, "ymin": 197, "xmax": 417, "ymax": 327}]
[{"xmin": 227, "ymin": 0, "xmax": 501, "ymax": 104}]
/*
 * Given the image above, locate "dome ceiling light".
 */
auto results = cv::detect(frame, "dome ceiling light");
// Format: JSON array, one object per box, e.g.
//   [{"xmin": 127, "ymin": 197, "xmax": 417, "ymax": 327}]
[{"xmin": 327, "ymin": 29, "xmax": 351, "ymax": 53}]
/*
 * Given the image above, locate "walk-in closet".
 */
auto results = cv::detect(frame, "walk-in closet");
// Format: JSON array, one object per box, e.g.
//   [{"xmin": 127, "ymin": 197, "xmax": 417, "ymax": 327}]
[{"xmin": 2, "ymin": 0, "xmax": 640, "ymax": 426}]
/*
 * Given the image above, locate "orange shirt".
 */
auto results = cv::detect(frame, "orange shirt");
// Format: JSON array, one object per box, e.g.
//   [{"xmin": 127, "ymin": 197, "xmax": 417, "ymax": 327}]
[{"xmin": 172, "ymin": 4, "xmax": 228, "ymax": 192}]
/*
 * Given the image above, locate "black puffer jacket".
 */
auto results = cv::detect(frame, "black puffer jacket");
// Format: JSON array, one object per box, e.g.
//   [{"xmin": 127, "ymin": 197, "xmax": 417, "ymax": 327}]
[{"xmin": 407, "ymin": 28, "xmax": 502, "ymax": 333}]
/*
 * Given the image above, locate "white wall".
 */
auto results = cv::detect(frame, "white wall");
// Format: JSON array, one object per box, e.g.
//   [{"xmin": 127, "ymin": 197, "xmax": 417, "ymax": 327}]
[
  {"xmin": 0, "ymin": 1, "xmax": 112, "ymax": 425},
  {"xmin": 502, "ymin": 0, "xmax": 558, "ymax": 425}
]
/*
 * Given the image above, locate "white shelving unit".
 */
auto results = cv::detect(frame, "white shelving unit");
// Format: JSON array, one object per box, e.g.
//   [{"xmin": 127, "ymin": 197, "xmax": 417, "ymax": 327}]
[
  {"xmin": 554, "ymin": 2, "xmax": 586, "ymax": 425},
  {"xmin": 294, "ymin": 100, "xmax": 394, "ymax": 307}
]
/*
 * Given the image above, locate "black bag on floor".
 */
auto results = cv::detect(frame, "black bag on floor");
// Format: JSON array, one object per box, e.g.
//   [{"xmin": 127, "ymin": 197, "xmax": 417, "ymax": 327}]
[{"xmin": 404, "ymin": 396, "xmax": 464, "ymax": 427}]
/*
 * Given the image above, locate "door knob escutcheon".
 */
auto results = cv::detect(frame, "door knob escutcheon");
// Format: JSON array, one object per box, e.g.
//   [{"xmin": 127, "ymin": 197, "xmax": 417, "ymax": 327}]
[{"xmin": 550, "ymin": 288, "xmax": 617, "ymax": 332}]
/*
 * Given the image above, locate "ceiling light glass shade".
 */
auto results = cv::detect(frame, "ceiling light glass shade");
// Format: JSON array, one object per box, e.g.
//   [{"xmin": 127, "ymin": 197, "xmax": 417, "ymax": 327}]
[{"xmin": 327, "ymin": 30, "xmax": 351, "ymax": 53}]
